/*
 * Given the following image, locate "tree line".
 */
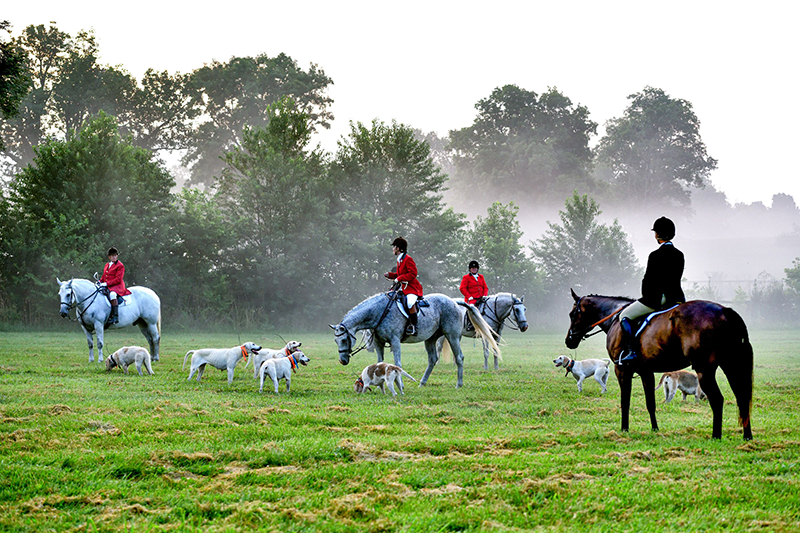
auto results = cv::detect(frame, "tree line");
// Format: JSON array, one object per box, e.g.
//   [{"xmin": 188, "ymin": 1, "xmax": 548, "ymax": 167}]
[{"xmin": 1, "ymin": 23, "xmax": 798, "ymax": 329}]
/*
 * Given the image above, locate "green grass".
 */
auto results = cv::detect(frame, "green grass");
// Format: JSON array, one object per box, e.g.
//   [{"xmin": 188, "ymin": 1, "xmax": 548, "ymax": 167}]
[{"xmin": 1, "ymin": 328, "xmax": 799, "ymax": 532}]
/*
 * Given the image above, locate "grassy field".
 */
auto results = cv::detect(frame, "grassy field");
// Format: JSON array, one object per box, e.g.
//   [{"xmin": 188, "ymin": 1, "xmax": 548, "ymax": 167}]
[{"xmin": 1, "ymin": 327, "xmax": 799, "ymax": 532}]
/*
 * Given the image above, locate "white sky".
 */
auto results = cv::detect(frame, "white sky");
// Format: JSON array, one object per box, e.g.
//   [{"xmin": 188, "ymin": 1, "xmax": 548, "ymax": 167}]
[{"xmin": 5, "ymin": 0, "xmax": 799, "ymax": 206}]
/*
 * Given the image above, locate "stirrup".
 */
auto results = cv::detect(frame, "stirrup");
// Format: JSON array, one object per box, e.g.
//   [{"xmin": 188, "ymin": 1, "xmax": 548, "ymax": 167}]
[
  {"xmin": 618, "ymin": 350, "xmax": 637, "ymax": 365},
  {"xmin": 405, "ymin": 324, "xmax": 417, "ymax": 336}
]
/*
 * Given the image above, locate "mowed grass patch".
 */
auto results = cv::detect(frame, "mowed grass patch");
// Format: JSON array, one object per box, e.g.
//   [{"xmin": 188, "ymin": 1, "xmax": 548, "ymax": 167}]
[{"xmin": 0, "ymin": 328, "xmax": 799, "ymax": 532}]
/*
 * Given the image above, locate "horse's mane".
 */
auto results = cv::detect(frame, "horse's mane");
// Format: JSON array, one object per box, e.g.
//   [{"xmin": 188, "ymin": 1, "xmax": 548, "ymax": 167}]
[{"xmin": 587, "ymin": 294, "xmax": 635, "ymax": 303}]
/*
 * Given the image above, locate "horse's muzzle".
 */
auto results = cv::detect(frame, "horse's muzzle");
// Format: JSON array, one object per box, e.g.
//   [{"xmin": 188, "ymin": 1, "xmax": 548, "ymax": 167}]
[
  {"xmin": 565, "ymin": 333, "xmax": 581, "ymax": 350},
  {"xmin": 339, "ymin": 352, "xmax": 350, "ymax": 366},
  {"xmin": 519, "ymin": 323, "xmax": 529, "ymax": 332},
  {"xmin": 60, "ymin": 307, "xmax": 68, "ymax": 318}
]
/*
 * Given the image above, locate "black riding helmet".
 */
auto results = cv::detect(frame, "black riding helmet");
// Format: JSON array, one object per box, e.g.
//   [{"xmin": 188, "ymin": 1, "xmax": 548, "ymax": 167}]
[
  {"xmin": 651, "ymin": 217, "xmax": 676, "ymax": 240},
  {"xmin": 468, "ymin": 260, "xmax": 479, "ymax": 269},
  {"xmin": 107, "ymin": 246, "xmax": 119, "ymax": 256}
]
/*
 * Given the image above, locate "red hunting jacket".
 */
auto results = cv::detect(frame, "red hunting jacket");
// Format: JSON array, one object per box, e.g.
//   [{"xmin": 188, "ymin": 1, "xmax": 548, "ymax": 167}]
[
  {"xmin": 385, "ymin": 253, "xmax": 423, "ymax": 297},
  {"xmin": 460, "ymin": 273, "xmax": 488, "ymax": 304},
  {"xmin": 101, "ymin": 260, "xmax": 131, "ymax": 296}
]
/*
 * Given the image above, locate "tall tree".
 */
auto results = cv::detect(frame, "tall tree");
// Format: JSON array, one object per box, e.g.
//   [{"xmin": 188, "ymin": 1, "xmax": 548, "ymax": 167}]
[
  {"xmin": 214, "ymin": 97, "xmax": 330, "ymax": 324},
  {"xmin": 121, "ymin": 68, "xmax": 198, "ymax": 153},
  {"xmin": 531, "ymin": 191, "xmax": 641, "ymax": 299},
  {"xmin": 596, "ymin": 86, "xmax": 717, "ymax": 210},
  {"xmin": 0, "ymin": 21, "xmax": 31, "ymax": 152},
  {"xmin": 2, "ymin": 112, "xmax": 175, "ymax": 320},
  {"xmin": 0, "ymin": 23, "xmax": 69, "ymax": 170},
  {"xmin": 449, "ymin": 84, "xmax": 597, "ymax": 211},
  {"xmin": 185, "ymin": 53, "xmax": 333, "ymax": 186},
  {"xmin": 328, "ymin": 119, "xmax": 465, "ymax": 304},
  {"xmin": 463, "ymin": 201, "xmax": 541, "ymax": 299},
  {"xmin": 52, "ymin": 30, "xmax": 136, "ymax": 139}
]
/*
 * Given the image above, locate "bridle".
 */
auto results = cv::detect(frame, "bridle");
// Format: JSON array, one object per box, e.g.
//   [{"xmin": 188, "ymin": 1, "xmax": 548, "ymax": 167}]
[
  {"xmin": 60, "ymin": 280, "xmax": 104, "ymax": 325},
  {"xmin": 334, "ymin": 322, "xmax": 367, "ymax": 358},
  {"xmin": 335, "ymin": 289, "xmax": 402, "ymax": 359},
  {"xmin": 567, "ymin": 298, "xmax": 625, "ymax": 343},
  {"xmin": 482, "ymin": 295, "xmax": 527, "ymax": 332}
]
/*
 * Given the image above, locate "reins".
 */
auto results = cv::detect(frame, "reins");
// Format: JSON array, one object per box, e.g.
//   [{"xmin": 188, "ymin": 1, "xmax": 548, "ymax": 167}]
[{"xmin": 578, "ymin": 308, "xmax": 624, "ymax": 340}]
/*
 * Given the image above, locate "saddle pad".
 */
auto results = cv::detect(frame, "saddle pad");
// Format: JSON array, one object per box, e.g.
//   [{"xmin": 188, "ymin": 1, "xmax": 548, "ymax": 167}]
[{"xmin": 635, "ymin": 304, "xmax": 680, "ymax": 337}]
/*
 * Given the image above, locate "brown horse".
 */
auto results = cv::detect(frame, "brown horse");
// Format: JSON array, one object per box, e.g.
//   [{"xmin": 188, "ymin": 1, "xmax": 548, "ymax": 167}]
[{"xmin": 565, "ymin": 290, "xmax": 753, "ymax": 440}]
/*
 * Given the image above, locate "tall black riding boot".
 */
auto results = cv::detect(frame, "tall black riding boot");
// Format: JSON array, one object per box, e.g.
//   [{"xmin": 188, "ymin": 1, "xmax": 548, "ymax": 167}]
[
  {"xmin": 618, "ymin": 317, "xmax": 637, "ymax": 364},
  {"xmin": 109, "ymin": 299, "xmax": 119, "ymax": 325},
  {"xmin": 406, "ymin": 311, "xmax": 418, "ymax": 336}
]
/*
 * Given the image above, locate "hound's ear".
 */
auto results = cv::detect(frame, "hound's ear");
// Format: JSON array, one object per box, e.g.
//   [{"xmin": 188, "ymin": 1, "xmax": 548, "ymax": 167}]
[
  {"xmin": 329, "ymin": 324, "xmax": 337, "ymax": 330},
  {"xmin": 56, "ymin": 277, "xmax": 62, "ymax": 285},
  {"xmin": 570, "ymin": 288, "xmax": 580, "ymax": 302}
]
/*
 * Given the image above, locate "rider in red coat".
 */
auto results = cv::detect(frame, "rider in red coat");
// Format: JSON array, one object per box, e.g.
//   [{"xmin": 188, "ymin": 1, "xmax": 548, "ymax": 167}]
[
  {"xmin": 384, "ymin": 237, "xmax": 423, "ymax": 336},
  {"xmin": 460, "ymin": 260, "xmax": 488, "ymax": 305},
  {"xmin": 100, "ymin": 247, "xmax": 131, "ymax": 324}
]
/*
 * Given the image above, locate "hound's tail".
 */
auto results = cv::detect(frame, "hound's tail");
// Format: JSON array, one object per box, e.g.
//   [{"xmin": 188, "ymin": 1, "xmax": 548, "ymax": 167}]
[
  {"xmin": 655, "ymin": 373, "xmax": 667, "ymax": 390},
  {"xmin": 400, "ymin": 368, "xmax": 418, "ymax": 382},
  {"xmin": 182, "ymin": 350, "xmax": 195, "ymax": 370},
  {"xmin": 456, "ymin": 301, "xmax": 502, "ymax": 361}
]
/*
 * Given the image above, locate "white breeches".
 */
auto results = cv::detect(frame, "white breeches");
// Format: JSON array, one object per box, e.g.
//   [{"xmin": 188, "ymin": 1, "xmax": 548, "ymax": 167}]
[{"xmin": 406, "ymin": 294, "xmax": 418, "ymax": 308}]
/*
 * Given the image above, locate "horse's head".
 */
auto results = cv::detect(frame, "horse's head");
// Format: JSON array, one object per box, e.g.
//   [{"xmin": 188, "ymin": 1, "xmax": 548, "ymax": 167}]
[
  {"xmin": 512, "ymin": 295, "xmax": 528, "ymax": 332},
  {"xmin": 57, "ymin": 278, "xmax": 74, "ymax": 318},
  {"xmin": 330, "ymin": 323, "xmax": 356, "ymax": 365},
  {"xmin": 566, "ymin": 288, "xmax": 590, "ymax": 349}
]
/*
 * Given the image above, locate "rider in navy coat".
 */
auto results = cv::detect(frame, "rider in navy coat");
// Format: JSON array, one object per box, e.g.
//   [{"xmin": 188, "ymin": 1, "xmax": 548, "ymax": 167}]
[{"xmin": 618, "ymin": 217, "xmax": 686, "ymax": 364}]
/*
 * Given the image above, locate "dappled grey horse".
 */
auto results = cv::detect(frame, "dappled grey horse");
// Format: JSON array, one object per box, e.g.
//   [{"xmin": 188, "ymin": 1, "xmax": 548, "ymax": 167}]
[
  {"xmin": 331, "ymin": 292, "xmax": 500, "ymax": 388},
  {"xmin": 438, "ymin": 292, "xmax": 528, "ymax": 370},
  {"xmin": 58, "ymin": 278, "xmax": 161, "ymax": 363}
]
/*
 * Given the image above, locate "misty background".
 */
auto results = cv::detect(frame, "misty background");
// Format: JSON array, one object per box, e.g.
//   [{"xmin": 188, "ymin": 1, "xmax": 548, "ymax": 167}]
[{"xmin": 1, "ymin": 23, "xmax": 799, "ymax": 331}]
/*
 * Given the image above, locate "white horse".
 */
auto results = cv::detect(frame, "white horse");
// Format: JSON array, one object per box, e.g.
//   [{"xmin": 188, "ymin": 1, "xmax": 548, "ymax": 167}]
[
  {"xmin": 57, "ymin": 278, "xmax": 161, "ymax": 363},
  {"xmin": 332, "ymin": 292, "xmax": 500, "ymax": 388},
  {"xmin": 440, "ymin": 293, "xmax": 528, "ymax": 370}
]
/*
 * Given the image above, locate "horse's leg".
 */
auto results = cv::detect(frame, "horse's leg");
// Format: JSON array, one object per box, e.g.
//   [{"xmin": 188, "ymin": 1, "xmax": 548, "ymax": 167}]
[
  {"xmin": 719, "ymin": 355, "xmax": 755, "ymax": 441},
  {"xmin": 482, "ymin": 338, "xmax": 490, "ymax": 370},
  {"xmin": 94, "ymin": 321, "xmax": 105, "ymax": 362},
  {"xmin": 386, "ymin": 337, "xmax": 410, "ymax": 390},
  {"xmin": 139, "ymin": 321, "xmax": 160, "ymax": 362},
  {"xmin": 639, "ymin": 371, "xmax": 659, "ymax": 432},
  {"xmin": 615, "ymin": 365, "xmax": 633, "ymax": 432},
  {"xmin": 492, "ymin": 325, "xmax": 503, "ymax": 370},
  {"xmin": 421, "ymin": 338, "xmax": 442, "ymax": 387},
  {"xmin": 445, "ymin": 335, "xmax": 465, "ymax": 388},
  {"xmin": 697, "ymin": 368, "xmax": 724, "ymax": 439},
  {"xmin": 375, "ymin": 343, "xmax": 385, "ymax": 363},
  {"xmin": 82, "ymin": 325, "xmax": 94, "ymax": 363}
]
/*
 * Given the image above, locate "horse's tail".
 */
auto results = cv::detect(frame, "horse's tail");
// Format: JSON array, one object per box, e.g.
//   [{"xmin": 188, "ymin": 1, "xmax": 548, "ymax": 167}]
[
  {"xmin": 441, "ymin": 337, "xmax": 453, "ymax": 364},
  {"xmin": 183, "ymin": 350, "xmax": 195, "ymax": 370},
  {"xmin": 458, "ymin": 301, "xmax": 501, "ymax": 361},
  {"xmin": 655, "ymin": 373, "xmax": 667, "ymax": 390},
  {"xmin": 721, "ymin": 307, "xmax": 754, "ymax": 433}
]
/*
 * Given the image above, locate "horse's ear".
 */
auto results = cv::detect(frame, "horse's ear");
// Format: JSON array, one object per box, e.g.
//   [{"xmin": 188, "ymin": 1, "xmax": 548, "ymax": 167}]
[
  {"xmin": 519, "ymin": 295, "xmax": 524, "ymax": 302},
  {"xmin": 571, "ymin": 288, "xmax": 580, "ymax": 302},
  {"xmin": 56, "ymin": 277, "xmax": 62, "ymax": 285},
  {"xmin": 329, "ymin": 324, "xmax": 337, "ymax": 330}
]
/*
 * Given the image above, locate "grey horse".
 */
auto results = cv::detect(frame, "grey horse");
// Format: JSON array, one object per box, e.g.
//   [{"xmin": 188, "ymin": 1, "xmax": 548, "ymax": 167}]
[
  {"xmin": 439, "ymin": 293, "xmax": 528, "ymax": 370},
  {"xmin": 331, "ymin": 292, "xmax": 500, "ymax": 388},
  {"xmin": 58, "ymin": 278, "xmax": 161, "ymax": 363}
]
